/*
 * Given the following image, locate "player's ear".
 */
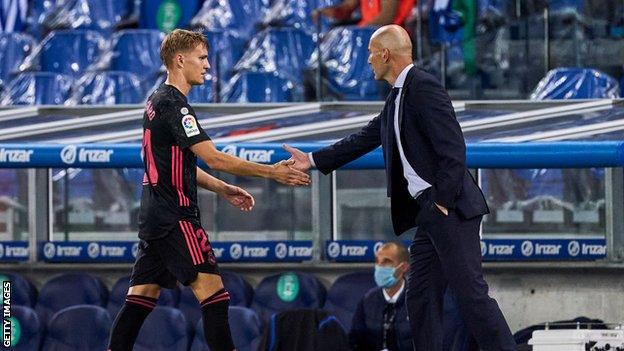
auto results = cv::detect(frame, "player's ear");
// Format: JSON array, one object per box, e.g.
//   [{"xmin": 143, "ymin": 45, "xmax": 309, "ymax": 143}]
[{"xmin": 175, "ymin": 53, "xmax": 184, "ymax": 68}]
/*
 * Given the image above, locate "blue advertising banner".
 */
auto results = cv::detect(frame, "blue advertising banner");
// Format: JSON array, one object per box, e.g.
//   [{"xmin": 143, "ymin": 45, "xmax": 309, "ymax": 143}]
[
  {"xmin": 39, "ymin": 241, "xmax": 313, "ymax": 263},
  {"xmin": 0, "ymin": 241, "xmax": 29, "ymax": 262},
  {"xmin": 326, "ymin": 238, "xmax": 607, "ymax": 262}
]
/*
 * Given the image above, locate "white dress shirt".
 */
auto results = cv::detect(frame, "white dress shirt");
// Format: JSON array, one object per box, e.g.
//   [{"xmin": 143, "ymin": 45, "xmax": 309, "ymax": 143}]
[
  {"xmin": 382, "ymin": 279, "xmax": 405, "ymax": 303},
  {"xmin": 393, "ymin": 64, "xmax": 431, "ymax": 198},
  {"xmin": 309, "ymin": 63, "xmax": 431, "ymax": 199}
]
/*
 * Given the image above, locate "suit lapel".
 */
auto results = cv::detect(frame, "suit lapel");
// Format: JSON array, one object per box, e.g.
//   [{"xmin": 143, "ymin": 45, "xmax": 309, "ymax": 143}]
[{"xmin": 398, "ymin": 66, "xmax": 416, "ymax": 127}]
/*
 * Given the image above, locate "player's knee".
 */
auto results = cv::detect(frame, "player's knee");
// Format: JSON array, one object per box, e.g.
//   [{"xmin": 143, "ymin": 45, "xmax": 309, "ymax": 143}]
[
  {"xmin": 190, "ymin": 272, "xmax": 224, "ymax": 301},
  {"xmin": 127, "ymin": 284, "xmax": 161, "ymax": 299}
]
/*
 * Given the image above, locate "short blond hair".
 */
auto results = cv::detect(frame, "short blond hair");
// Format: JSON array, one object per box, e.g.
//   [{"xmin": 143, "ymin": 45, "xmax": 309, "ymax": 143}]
[{"xmin": 159, "ymin": 29, "xmax": 208, "ymax": 69}]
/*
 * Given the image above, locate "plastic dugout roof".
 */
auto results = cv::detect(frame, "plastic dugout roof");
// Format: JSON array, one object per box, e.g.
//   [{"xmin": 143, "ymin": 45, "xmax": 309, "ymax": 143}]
[{"xmin": 0, "ymin": 99, "xmax": 621, "ymax": 143}]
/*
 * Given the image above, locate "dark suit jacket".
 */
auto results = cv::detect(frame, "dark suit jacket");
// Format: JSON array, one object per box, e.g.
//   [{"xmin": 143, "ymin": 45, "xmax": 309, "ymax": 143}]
[{"xmin": 312, "ymin": 67, "xmax": 489, "ymax": 235}]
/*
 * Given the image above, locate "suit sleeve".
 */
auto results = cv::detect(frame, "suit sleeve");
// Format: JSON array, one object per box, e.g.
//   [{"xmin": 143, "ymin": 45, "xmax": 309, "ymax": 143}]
[
  {"xmin": 311, "ymin": 114, "xmax": 382, "ymax": 175},
  {"xmin": 411, "ymin": 79, "xmax": 466, "ymax": 208},
  {"xmin": 349, "ymin": 299, "xmax": 368, "ymax": 351}
]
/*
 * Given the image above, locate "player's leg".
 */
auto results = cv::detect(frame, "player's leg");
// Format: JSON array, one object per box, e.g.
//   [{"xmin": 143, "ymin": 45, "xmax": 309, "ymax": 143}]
[
  {"xmin": 190, "ymin": 272, "xmax": 235, "ymax": 351},
  {"xmin": 167, "ymin": 220, "xmax": 234, "ymax": 351},
  {"xmin": 109, "ymin": 240, "xmax": 169, "ymax": 351}
]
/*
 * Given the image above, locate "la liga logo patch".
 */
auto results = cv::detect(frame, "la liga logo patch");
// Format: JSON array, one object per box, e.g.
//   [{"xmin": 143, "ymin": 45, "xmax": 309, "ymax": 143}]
[{"xmin": 182, "ymin": 115, "xmax": 200, "ymax": 137}]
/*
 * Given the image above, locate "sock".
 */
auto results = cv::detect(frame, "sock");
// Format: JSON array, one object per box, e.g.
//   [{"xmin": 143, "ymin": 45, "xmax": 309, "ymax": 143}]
[
  {"xmin": 201, "ymin": 288, "xmax": 235, "ymax": 351},
  {"xmin": 108, "ymin": 294, "xmax": 157, "ymax": 351}
]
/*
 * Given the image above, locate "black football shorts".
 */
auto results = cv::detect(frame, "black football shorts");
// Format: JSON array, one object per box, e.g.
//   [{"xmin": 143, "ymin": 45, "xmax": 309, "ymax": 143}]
[{"xmin": 129, "ymin": 219, "xmax": 219, "ymax": 288}]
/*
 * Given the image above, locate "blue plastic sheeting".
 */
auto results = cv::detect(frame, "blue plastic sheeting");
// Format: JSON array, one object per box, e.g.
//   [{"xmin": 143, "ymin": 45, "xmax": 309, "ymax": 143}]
[
  {"xmin": 531, "ymin": 68, "xmax": 620, "ymax": 100},
  {"xmin": 69, "ymin": 71, "xmax": 144, "ymax": 105},
  {"xmin": 191, "ymin": 0, "xmax": 270, "ymax": 40},
  {"xmin": 221, "ymin": 71, "xmax": 294, "ymax": 103},
  {"xmin": 311, "ymin": 26, "xmax": 379, "ymax": 101},
  {"xmin": 25, "ymin": 30, "xmax": 107, "ymax": 78},
  {"xmin": 0, "ymin": 72, "xmax": 72, "ymax": 105},
  {"xmin": 205, "ymin": 29, "xmax": 246, "ymax": 84},
  {"xmin": 234, "ymin": 27, "xmax": 314, "ymax": 85},
  {"xmin": 0, "ymin": 0, "xmax": 28, "ymax": 33},
  {"xmin": 28, "ymin": 0, "xmax": 132, "ymax": 35},
  {"xmin": 0, "ymin": 32, "xmax": 34, "ymax": 88},
  {"xmin": 187, "ymin": 79, "xmax": 214, "ymax": 103},
  {"xmin": 140, "ymin": 0, "xmax": 200, "ymax": 32},
  {"xmin": 110, "ymin": 30, "xmax": 165, "ymax": 81},
  {"xmin": 261, "ymin": 0, "xmax": 338, "ymax": 34},
  {"xmin": 466, "ymin": 107, "xmax": 624, "ymax": 142}
]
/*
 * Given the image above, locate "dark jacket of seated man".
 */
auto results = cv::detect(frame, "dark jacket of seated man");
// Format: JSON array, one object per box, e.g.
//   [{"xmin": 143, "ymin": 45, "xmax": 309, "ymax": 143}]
[{"xmin": 349, "ymin": 242, "xmax": 412, "ymax": 351}]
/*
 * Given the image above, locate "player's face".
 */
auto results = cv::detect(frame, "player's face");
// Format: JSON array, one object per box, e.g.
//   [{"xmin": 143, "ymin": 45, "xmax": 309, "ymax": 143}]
[{"xmin": 182, "ymin": 43, "xmax": 210, "ymax": 86}]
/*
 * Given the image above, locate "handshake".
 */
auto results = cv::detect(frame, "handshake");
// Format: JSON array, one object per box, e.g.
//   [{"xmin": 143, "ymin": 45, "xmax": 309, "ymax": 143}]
[{"xmin": 269, "ymin": 144, "xmax": 313, "ymax": 186}]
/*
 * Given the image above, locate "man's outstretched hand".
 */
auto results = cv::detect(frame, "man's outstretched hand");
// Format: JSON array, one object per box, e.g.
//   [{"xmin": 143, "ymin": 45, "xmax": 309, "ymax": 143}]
[
  {"xmin": 220, "ymin": 184, "xmax": 255, "ymax": 211},
  {"xmin": 271, "ymin": 159, "xmax": 311, "ymax": 186},
  {"xmin": 283, "ymin": 144, "xmax": 312, "ymax": 172}
]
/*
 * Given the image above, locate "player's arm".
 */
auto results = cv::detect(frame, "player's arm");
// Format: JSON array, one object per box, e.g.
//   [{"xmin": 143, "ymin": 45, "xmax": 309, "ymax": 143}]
[
  {"xmin": 196, "ymin": 167, "xmax": 254, "ymax": 211},
  {"xmin": 190, "ymin": 140, "xmax": 310, "ymax": 186}
]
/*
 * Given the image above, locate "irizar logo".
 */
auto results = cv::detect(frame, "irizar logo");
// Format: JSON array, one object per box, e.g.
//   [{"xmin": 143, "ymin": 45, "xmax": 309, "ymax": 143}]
[
  {"xmin": 327, "ymin": 242, "xmax": 340, "ymax": 258},
  {"xmin": 373, "ymin": 241, "xmax": 384, "ymax": 254},
  {"xmin": 287, "ymin": 245, "xmax": 312, "ymax": 258},
  {"xmin": 220, "ymin": 145, "xmax": 274, "ymax": 163},
  {"xmin": 131, "ymin": 243, "xmax": 139, "ymax": 258},
  {"xmin": 341, "ymin": 244, "xmax": 368, "ymax": 257},
  {"xmin": 243, "ymin": 245, "xmax": 269, "ymax": 258},
  {"xmin": 567, "ymin": 241, "xmax": 580, "ymax": 257},
  {"xmin": 521, "ymin": 241, "xmax": 534, "ymax": 257},
  {"xmin": 87, "ymin": 242, "xmax": 100, "ymax": 259},
  {"xmin": 60, "ymin": 145, "xmax": 113, "ymax": 164},
  {"xmin": 212, "ymin": 247, "xmax": 224, "ymax": 258},
  {"xmin": 43, "ymin": 243, "xmax": 56, "ymax": 259},
  {"xmin": 535, "ymin": 243, "xmax": 561, "ymax": 255},
  {"xmin": 230, "ymin": 243, "xmax": 242, "ymax": 260},
  {"xmin": 488, "ymin": 244, "xmax": 515, "ymax": 256},
  {"xmin": 97, "ymin": 244, "xmax": 127, "ymax": 257},
  {"xmin": 582, "ymin": 243, "xmax": 606, "ymax": 256},
  {"xmin": 0, "ymin": 148, "xmax": 33, "ymax": 163},
  {"xmin": 275, "ymin": 243, "xmax": 287, "ymax": 259},
  {"xmin": 2, "ymin": 245, "xmax": 28, "ymax": 258}
]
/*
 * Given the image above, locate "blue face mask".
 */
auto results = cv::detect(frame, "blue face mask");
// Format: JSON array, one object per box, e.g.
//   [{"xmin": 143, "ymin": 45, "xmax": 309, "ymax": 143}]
[{"xmin": 374, "ymin": 265, "xmax": 398, "ymax": 288}]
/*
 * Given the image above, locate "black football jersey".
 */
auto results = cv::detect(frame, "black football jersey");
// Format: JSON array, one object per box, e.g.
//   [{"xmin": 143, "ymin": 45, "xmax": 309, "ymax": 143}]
[{"xmin": 138, "ymin": 84, "xmax": 210, "ymax": 239}]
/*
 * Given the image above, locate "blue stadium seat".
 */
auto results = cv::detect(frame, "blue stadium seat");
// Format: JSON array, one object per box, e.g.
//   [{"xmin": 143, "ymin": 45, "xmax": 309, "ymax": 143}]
[
  {"xmin": 11, "ymin": 305, "xmax": 42, "ymax": 351},
  {"xmin": 28, "ymin": 0, "xmax": 131, "ymax": 34},
  {"xmin": 323, "ymin": 271, "xmax": 376, "ymax": 331},
  {"xmin": 107, "ymin": 275, "xmax": 180, "ymax": 319},
  {"xmin": 234, "ymin": 27, "xmax": 314, "ymax": 83},
  {"xmin": 140, "ymin": 0, "xmax": 200, "ymax": 32},
  {"xmin": 0, "ymin": 273, "xmax": 37, "ymax": 307},
  {"xmin": 179, "ymin": 271, "xmax": 254, "ymax": 330},
  {"xmin": 134, "ymin": 306, "xmax": 189, "ymax": 351},
  {"xmin": 41, "ymin": 305, "xmax": 111, "ymax": 351},
  {"xmin": 0, "ymin": 72, "xmax": 73, "ymax": 105},
  {"xmin": 204, "ymin": 29, "xmax": 247, "ymax": 83},
  {"xmin": 0, "ymin": 32, "xmax": 35, "ymax": 89},
  {"xmin": 35, "ymin": 273, "xmax": 109, "ymax": 326},
  {"xmin": 316, "ymin": 26, "xmax": 380, "ymax": 101},
  {"xmin": 190, "ymin": 306, "xmax": 262, "ymax": 351},
  {"xmin": 222, "ymin": 71, "xmax": 294, "ymax": 102},
  {"xmin": 70, "ymin": 71, "xmax": 144, "ymax": 104},
  {"xmin": 110, "ymin": 29, "xmax": 165, "ymax": 79},
  {"xmin": 531, "ymin": 68, "xmax": 620, "ymax": 100},
  {"xmin": 260, "ymin": 0, "xmax": 338, "ymax": 34},
  {"xmin": 251, "ymin": 271, "xmax": 326, "ymax": 323},
  {"xmin": 192, "ymin": 0, "xmax": 269, "ymax": 39},
  {"xmin": 40, "ymin": 30, "xmax": 106, "ymax": 77}
]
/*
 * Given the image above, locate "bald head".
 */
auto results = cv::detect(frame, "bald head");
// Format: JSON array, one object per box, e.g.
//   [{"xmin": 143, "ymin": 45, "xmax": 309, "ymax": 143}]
[{"xmin": 370, "ymin": 25, "xmax": 413, "ymax": 59}]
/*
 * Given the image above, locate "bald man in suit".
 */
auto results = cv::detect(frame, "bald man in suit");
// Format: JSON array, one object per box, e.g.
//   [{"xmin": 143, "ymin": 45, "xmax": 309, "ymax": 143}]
[{"xmin": 284, "ymin": 25, "xmax": 516, "ymax": 351}]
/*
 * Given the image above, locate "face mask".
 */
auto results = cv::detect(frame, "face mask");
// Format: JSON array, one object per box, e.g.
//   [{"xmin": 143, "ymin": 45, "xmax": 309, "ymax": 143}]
[{"xmin": 374, "ymin": 265, "xmax": 398, "ymax": 288}]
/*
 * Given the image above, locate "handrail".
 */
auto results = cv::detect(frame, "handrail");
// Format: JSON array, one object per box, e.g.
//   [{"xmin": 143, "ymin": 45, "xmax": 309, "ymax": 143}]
[{"xmin": 0, "ymin": 141, "xmax": 622, "ymax": 169}]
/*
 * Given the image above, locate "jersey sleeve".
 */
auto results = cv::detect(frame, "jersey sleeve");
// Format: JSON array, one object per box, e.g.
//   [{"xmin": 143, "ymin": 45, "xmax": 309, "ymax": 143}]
[{"xmin": 164, "ymin": 102, "xmax": 211, "ymax": 149}]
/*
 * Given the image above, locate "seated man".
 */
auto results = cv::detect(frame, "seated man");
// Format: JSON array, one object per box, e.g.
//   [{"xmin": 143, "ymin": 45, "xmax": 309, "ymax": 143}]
[
  {"xmin": 312, "ymin": 0, "xmax": 415, "ymax": 28},
  {"xmin": 350, "ymin": 242, "xmax": 477, "ymax": 351},
  {"xmin": 349, "ymin": 242, "xmax": 412, "ymax": 350}
]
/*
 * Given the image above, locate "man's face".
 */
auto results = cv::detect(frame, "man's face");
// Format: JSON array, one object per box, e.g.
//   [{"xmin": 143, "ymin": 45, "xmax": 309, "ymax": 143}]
[
  {"xmin": 375, "ymin": 246, "xmax": 406, "ymax": 279},
  {"xmin": 367, "ymin": 40, "xmax": 388, "ymax": 81},
  {"xmin": 181, "ymin": 43, "xmax": 210, "ymax": 86}
]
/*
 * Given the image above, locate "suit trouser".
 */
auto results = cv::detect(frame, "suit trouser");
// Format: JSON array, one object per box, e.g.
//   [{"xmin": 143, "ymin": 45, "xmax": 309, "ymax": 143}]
[{"xmin": 406, "ymin": 194, "xmax": 517, "ymax": 351}]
